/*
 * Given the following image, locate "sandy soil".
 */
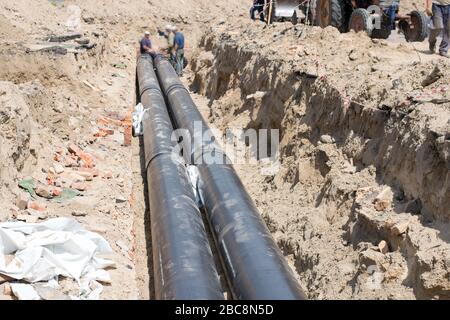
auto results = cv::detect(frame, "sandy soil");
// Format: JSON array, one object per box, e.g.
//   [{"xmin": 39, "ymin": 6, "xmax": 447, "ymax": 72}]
[
  {"xmin": 187, "ymin": 15, "xmax": 449, "ymax": 299},
  {"xmin": 0, "ymin": 0, "xmax": 448, "ymax": 300}
]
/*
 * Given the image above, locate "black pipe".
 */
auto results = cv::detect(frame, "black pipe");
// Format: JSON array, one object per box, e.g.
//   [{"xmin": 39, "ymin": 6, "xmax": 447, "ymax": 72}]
[
  {"xmin": 137, "ymin": 56, "xmax": 224, "ymax": 300},
  {"xmin": 154, "ymin": 55, "xmax": 307, "ymax": 300}
]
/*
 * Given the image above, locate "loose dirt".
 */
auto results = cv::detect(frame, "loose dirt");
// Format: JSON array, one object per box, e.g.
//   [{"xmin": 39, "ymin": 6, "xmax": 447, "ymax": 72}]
[{"xmin": 0, "ymin": 0, "xmax": 448, "ymax": 300}]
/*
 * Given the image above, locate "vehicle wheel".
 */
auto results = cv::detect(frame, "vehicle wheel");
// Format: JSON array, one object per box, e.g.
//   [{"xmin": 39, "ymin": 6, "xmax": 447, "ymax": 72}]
[
  {"xmin": 349, "ymin": 8, "xmax": 374, "ymax": 37},
  {"xmin": 371, "ymin": 15, "xmax": 392, "ymax": 39},
  {"xmin": 315, "ymin": 0, "xmax": 347, "ymax": 32},
  {"xmin": 404, "ymin": 10, "xmax": 428, "ymax": 42}
]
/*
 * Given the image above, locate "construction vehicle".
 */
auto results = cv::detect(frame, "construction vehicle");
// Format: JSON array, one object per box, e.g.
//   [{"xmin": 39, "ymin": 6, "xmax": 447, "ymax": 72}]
[{"xmin": 266, "ymin": 0, "xmax": 428, "ymax": 42}]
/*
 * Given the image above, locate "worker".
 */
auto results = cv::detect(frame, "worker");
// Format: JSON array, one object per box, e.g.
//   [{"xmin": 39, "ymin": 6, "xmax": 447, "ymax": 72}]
[
  {"xmin": 140, "ymin": 31, "xmax": 157, "ymax": 57},
  {"xmin": 166, "ymin": 25, "xmax": 176, "ymax": 53},
  {"xmin": 250, "ymin": 0, "xmax": 265, "ymax": 22},
  {"xmin": 172, "ymin": 26, "xmax": 185, "ymax": 76},
  {"xmin": 426, "ymin": 0, "xmax": 450, "ymax": 58}
]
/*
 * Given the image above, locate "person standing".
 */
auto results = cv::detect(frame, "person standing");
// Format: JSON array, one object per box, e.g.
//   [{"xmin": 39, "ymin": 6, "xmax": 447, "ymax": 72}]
[
  {"xmin": 172, "ymin": 26, "xmax": 185, "ymax": 76},
  {"xmin": 426, "ymin": 0, "xmax": 450, "ymax": 58},
  {"xmin": 250, "ymin": 0, "xmax": 266, "ymax": 22}
]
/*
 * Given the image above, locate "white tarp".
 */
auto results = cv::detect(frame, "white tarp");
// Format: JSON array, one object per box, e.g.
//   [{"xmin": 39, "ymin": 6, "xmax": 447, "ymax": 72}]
[
  {"xmin": 132, "ymin": 103, "xmax": 146, "ymax": 137},
  {"xmin": 0, "ymin": 218, "xmax": 115, "ymax": 300}
]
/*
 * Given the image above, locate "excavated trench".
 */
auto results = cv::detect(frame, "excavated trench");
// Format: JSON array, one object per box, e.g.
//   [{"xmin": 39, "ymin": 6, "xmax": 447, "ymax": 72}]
[{"xmin": 185, "ymin": 29, "xmax": 450, "ymax": 300}]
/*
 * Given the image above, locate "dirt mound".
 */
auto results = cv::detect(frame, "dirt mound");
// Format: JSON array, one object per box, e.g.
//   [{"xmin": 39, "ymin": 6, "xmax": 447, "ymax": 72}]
[{"xmin": 188, "ymin": 19, "xmax": 450, "ymax": 299}]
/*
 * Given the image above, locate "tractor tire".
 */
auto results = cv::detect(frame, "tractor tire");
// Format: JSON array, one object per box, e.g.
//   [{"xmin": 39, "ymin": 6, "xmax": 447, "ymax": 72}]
[
  {"xmin": 404, "ymin": 10, "xmax": 428, "ymax": 42},
  {"xmin": 315, "ymin": 0, "xmax": 347, "ymax": 32},
  {"xmin": 371, "ymin": 16, "xmax": 392, "ymax": 39},
  {"xmin": 349, "ymin": 8, "xmax": 374, "ymax": 37}
]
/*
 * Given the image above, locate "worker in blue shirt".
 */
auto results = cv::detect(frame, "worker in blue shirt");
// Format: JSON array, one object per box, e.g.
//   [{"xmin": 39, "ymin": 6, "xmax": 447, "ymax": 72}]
[
  {"xmin": 171, "ymin": 25, "xmax": 185, "ymax": 76},
  {"xmin": 139, "ymin": 31, "xmax": 157, "ymax": 58}
]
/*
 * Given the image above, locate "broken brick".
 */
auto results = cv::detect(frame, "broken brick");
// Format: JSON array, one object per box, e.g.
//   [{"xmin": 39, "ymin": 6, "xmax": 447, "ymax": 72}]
[{"xmin": 28, "ymin": 201, "xmax": 47, "ymax": 212}]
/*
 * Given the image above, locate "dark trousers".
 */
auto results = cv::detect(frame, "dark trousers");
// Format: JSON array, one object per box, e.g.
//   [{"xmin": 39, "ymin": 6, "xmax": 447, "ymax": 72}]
[
  {"xmin": 250, "ymin": 5, "xmax": 265, "ymax": 21},
  {"xmin": 429, "ymin": 3, "xmax": 450, "ymax": 54}
]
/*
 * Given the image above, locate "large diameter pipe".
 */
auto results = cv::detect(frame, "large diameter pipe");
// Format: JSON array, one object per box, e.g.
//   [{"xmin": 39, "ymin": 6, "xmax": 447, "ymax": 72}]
[
  {"xmin": 154, "ymin": 56, "xmax": 307, "ymax": 300},
  {"xmin": 137, "ymin": 56, "xmax": 224, "ymax": 300}
]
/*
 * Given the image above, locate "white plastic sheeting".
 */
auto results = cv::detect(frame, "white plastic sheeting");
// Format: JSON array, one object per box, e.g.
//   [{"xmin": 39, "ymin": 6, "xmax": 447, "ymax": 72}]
[
  {"xmin": 132, "ymin": 103, "xmax": 147, "ymax": 136},
  {"xmin": 0, "ymin": 218, "xmax": 115, "ymax": 300}
]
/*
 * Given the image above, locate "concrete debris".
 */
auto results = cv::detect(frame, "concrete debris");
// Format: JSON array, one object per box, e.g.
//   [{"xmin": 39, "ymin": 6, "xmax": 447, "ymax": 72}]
[{"xmin": 48, "ymin": 33, "xmax": 82, "ymax": 43}]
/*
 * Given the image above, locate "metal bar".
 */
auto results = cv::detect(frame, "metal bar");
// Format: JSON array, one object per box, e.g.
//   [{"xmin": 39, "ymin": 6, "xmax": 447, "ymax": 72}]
[
  {"xmin": 154, "ymin": 55, "xmax": 307, "ymax": 300},
  {"xmin": 137, "ymin": 56, "xmax": 224, "ymax": 300}
]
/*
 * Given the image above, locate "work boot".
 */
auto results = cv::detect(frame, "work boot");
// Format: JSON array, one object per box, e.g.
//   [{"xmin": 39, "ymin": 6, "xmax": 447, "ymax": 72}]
[
  {"xmin": 439, "ymin": 51, "xmax": 449, "ymax": 58},
  {"xmin": 429, "ymin": 42, "xmax": 436, "ymax": 54}
]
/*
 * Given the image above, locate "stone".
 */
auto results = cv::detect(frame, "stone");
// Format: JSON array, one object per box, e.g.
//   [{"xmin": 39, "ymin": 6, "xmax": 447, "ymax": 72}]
[
  {"xmin": 391, "ymin": 221, "xmax": 409, "ymax": 236},
  {"xmin": 359, "ymin": 249, "xmax": 388, "ymax": 271},
  {"xmin": 116, "ymin": 195, "xmax": 127, "ymax": 203},
  {"xmin": 9, "ymin": 206, "xmax": 20, "ymax": 219},
  {"xmin": 320, "ymin": 135, "xmax": 334, "ymax": 144},
  {"xmin": 17, "ymin": 215, "xmax": 39, "ymax": 223},
  {"xmin": 75, "ymin": 38, "xmax": 90, "ymax": 45},
  {"xmin": 54, "ymin": 163, "xmax": 65, "ymax": 174},
  {"xmin": 89, "ymin": 226, "xmax": 107, "ymax": 234},
  {"xmin": 16, "ymin": 193, "xmax": 29, "ymax": 210},
  {"xmin": 76, "ymin": 171, "xmax": 93, "ymax": 181},
  {"xmin": 348, "ymin": 49, "xmax": 359, "ymax": 61},
  {"xmin": 77, "ymin": 167, "xmax": 99, "ymax": 177},
  {"xmin": 71, "ymin": 173, "xmax": 86, "ymax": 183},
  {"xmin": 48, "ymin": 167, "xmax": 56, "ymax": 175},
  {"xmin": 26, "ymin": 209, "xmax": 48, "ymax": 220},
  {"xmin": 373, "ymin": 187, "xmax": 393, "ymax": 211},
  {"xmin": 103, "ymin": 171, "xmax": 113, "ymax": 179},
  {"xmin": 3, "ymin": 283, "xmax": 12, "ymax": 296},
  {"xmin": 35, "ymin": 185, "xmax": 53, "ymax": 199},
  {"xmin": 378, "ymin": 240, "xmax": 389, "ymax": 254},
  {"xmin": 72, "ymin": 211, "xmax": 87, "ymax": 217},
  {"xmin": 71, "ymin": 182, "xmax": 87, "ymax": 191}
]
